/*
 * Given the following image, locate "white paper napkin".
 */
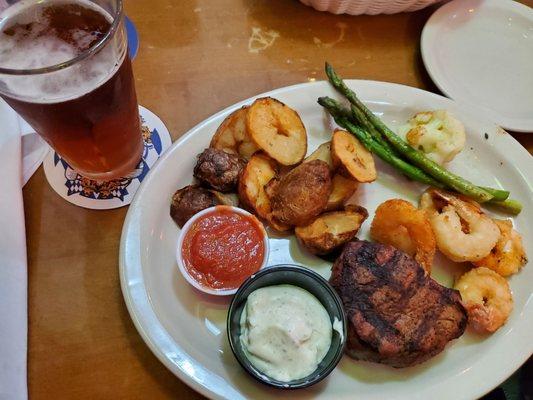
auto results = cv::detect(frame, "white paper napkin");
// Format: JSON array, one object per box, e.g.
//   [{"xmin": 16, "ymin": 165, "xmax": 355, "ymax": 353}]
[
  {"xmin": 0, "ymin": 99, "xmax": 28, "ymax": 400},
  {"xmin": 21, "ymin": 131, "xmax": 48, "ymax": 186},
  {"xmin": 0, "ymin": 103, "xmax": 49, "ymax": 186}
]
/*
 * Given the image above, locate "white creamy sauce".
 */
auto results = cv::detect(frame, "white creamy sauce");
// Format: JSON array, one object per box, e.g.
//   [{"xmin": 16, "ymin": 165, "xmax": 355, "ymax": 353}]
[
  {"xmin": 333, "ymin": 317, "xmax": 344, "ymax": 342},
  {"xmin": 239, "ymin": 284, "xmax": 332, "ymax": 382}
]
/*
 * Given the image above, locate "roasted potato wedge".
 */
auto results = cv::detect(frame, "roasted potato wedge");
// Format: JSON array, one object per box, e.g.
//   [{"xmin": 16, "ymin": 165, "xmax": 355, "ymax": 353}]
[
  {"xmin": 210, "ymin": 106, "xmax": 259, "ymax": 159},
  {"xmin": 270, "ymin": 160, "xmax": 332, "ymax": 226},
  {"xmin": 331, "ymin": 129, "xmax": 377, "ymax": 183},
  {"xmin": 238, "ymin": 153, "xmax": 278, "ymax": 219},
  {"xmin": 263, "ymin": 176, "xmax": 280, "ymax": 200},
  {"xmin": 295, "ymin": 206, "xmax": 368, "ymax": 255},
  {"xmin": 210, "ymin": 191, "xmax": 239, "ymax": 207},
  {"xmin": 325, "ymin": 174, "xmax": 359, "ymax": 211},
  {"xmin": 170, "ymin": 185, "xmax": 219, "ymax": 228},
  {"xmin": 246, "ymin": 97, "xmax": 307, "ymax": 166},
  {"xmin": 304, "ymin": 141, "xmax": 333, "ymax": 170},
  {"xmin": 266, "ymin": 215, "xmax": 292, "ymax": 232}
]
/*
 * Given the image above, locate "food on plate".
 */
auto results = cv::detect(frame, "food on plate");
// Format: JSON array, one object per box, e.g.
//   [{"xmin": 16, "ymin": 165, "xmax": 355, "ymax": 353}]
[
  {"xmin": 331, "ymin": 129, "xmax": 377, "ymax": 183},
  {"xmin": 473, "ymin": 219, "xmax": 528, "ymax": 277},
  {"xmin": 420, "ymin": 190, "xmax": 500, "ymax": 262},
  {"xmin": 193, "ymin": 148, "xmax": 246, "ymax": 192},
  {"xmin": 397, "ymin": 110, "xmax": 466, "ymax": 165},
  {"xmin": 270, "ymin": 160, "xmax": 332, "ymax": 226},
  {"xmin": 454, "ymin": 267, "xmax": 513, "ymax": 333},
  {"xmin": 238, "ymin": 152, "xmax": 278, "ymax": 220},
  {"xmin": 295, "ymin": 205, "xmax": 368, "ymax": 255},
  {"xmin": 170, "ymin": 185, "xmax": 219, "ymax": 227},
  {"xmin": 303, "ymin": 141, "xmax": 334, "ymax": 170},
  {"xmin": 319, "ymin": 97, "xmax": 443, "ymax": 188},
  {"xmin": 330, "ymin": 240, "xmax": 467, "ymax": 367},
  {"xmin": 325, "ymin": 174, "xmax": 359, "ymax": 211},
  {"xmin": 320, "ymin": 63, "xmax": 521, "ymax": 214},
  {"xmin": 210, "ymin": 106, "xmax": 259, "ymax": 159},
  {"xmin": 262, "ymin": 179, "xmax": 277, "ymax": 203},
  {"xmin": 180, "ymin": 207, "xmax": 266, "ymax": 290},
  {"xmin": 370, "ymin": 199, "xmax": 435, "ymax": 273},
  {"xmin": 246, "ymin": 97, "xmax": 307, "ymax": 166},
  {"xmin": 239, "ymin": 285, "xmax": 332, "ymax": 381},
  {"xmin": 210, "ymin": 191, "xmax": 239, "ymax": 208}
]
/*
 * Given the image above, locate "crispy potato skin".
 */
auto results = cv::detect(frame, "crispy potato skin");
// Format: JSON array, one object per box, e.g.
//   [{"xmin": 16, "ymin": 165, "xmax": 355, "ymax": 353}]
[
  {"xmin": 304, "ymin": 142, "xmax": 333, "ymax": 170},
  {"xmin": 325, "ymin": 174, "xmax": 359, "ymax": 211},
  {"xmin": 266, "ymin": 215, "xmax": 292, "ymax": 232},
  {"xmin": 263, "ymin": 176, "xmax": 280, "ymax": 200},
  {"xmin": 295, "ymin": 206, "xmax": 368, "ymax": 255},
  {"xmin": 210, "ymin": 106, "xmax": 259, "ymax": 159},
  {"xmin": 210, "ymin": 191, "xmax": 239, "ymax": 207},
  {"xmin": 270, "ymin": 160, "xmax": 332, "ymax": 226},
  {"xmin": 170, "ymin": 185, "xmax": 218, "ymax": 227},
  {"xmin": 246, "ymin": 97, "xmax": 307, "ymax": 166},
  {"xmin": 332, "ymin": 129, "xmax": 377, "ymax": 183},
  {"xmin": 193, "ymin": 148, "xmax": 246, "ymax": 192},
  {"xmin": 238, "ymin": 153, "xmax": 278, "ymax": 219}
]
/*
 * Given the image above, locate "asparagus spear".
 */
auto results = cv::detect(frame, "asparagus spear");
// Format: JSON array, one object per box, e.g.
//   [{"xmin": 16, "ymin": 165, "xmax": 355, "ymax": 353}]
[
  {"xmin": 478, "ymin": 187, "xmax": 510, "ymax": 202},
  {"xmin": 351, "ymin": 104, "xmax": 396, "ymax": 154},
  {"xmin": 353, "ymin": 109, "xmax": 510, "ymax": 200},
  {"xmin": 318, "ymin": 97, "xmax": 445, "ymax": 188},
  {"xmin": 485, "ymin": 198, "xmax": 523, "ymax": 216},
  {"xmin": 325, "ymin": 62, "xmax": 492, "ymax": 202},
  {"xmin": 325, "ymin": 97, "xmax": 510, "ymax": 199},
  {"xmin": 328, "ymin": 91, "xmax": 510, "ymax": 201},
  {"xmin": 323, "ymin": 65, "xmax": 520, "ymax": 212},
  {"xmin": 325, "ymin": 63, "xmax": 511, "ymax": 203},
  {"xmin": 348, "ymin": 112, "xmax": 522, "ymax": 215}
]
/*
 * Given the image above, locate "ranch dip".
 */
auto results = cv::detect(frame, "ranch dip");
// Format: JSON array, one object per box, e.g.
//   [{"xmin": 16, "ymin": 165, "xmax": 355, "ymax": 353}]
[{"xmin": 239, "ymin": 284, "xmax": 332, "ymax": 382}]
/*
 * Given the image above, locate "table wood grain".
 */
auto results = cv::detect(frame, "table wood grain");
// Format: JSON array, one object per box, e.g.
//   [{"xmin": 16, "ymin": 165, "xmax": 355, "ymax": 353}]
[{"xmin": 25, "ymin": 0, "xmax": 533, "ymax": 398}]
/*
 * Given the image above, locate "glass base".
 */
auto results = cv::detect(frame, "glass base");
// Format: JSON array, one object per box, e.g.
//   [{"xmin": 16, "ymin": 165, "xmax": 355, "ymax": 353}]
[{"xmin": 72, "ymin": 145, "xmax": 144, "ymax": 182}]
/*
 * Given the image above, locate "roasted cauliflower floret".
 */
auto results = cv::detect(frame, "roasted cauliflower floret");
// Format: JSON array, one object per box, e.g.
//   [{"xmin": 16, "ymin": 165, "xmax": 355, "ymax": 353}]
[{"xmin": 398, "ymin": 110, "xmax": 466, "ymax": 165}]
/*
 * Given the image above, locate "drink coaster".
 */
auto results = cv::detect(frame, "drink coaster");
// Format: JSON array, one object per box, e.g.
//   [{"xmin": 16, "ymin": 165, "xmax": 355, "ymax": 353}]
[
  {"xmin": 125, "ymin": 16, "xmax": 139, "ymax": 60},
  {"xmin": 43, "ymin": 106, "xmax": 171, "ymax": 209}
]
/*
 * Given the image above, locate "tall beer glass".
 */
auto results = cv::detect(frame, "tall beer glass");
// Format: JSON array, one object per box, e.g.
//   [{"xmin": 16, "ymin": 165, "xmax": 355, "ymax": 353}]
[{"xmin": 0, "ymin": 0, "xmax": 143, "ymax": 181}]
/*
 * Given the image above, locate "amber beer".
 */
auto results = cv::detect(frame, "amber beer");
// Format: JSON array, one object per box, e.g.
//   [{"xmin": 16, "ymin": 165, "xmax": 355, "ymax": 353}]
[{"xmin": 0, "ymin": 0, "xmax": 142, "ymax": 180}]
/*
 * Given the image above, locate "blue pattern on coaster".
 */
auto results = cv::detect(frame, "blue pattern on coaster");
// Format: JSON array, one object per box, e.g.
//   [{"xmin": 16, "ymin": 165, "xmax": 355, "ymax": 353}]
[
  {"xmin": 52, "ymin": 117, "xmax": 160, "ymax": 201},
  {"xmin": 125, "ymin": 16, "xmax": 139, "ymax": 60}
]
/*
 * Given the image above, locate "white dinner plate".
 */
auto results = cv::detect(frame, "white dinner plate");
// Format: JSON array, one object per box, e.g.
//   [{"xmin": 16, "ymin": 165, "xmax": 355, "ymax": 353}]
[
  {"xmin": 119, "ymin": 80, "xmax": 533, "ymax": 400},
  {"xmin": 421, "ymin": 0, "xmax": 533, "ymax": 132}
]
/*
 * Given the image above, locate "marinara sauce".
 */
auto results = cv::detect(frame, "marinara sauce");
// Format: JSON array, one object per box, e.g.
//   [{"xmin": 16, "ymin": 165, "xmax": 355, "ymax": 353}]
[{"xmin": 181, "ymin": 207, "xmax": 266, "ymax": 290}]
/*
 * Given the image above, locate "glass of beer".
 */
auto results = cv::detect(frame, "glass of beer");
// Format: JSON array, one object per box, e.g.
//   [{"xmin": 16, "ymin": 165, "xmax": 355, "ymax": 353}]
[{"xmin": 0, "ymin": 0, "xmax": 143, "ymax": 181}]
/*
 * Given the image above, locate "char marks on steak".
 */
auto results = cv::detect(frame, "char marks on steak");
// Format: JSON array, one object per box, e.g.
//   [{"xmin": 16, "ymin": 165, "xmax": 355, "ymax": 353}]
[{"xmin": 330, "ymin": 240, "xmax": 467, "ymax": 368}]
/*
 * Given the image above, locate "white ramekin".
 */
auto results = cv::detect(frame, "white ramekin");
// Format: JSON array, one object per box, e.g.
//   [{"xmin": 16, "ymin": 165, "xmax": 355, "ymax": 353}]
[
  {"xmin": 299, "ymin": 0, "xmax": 443, "ymax": 15},
  {"xmin": 176, "ymin": 206, "xmax": 270, "ymax": 296}
]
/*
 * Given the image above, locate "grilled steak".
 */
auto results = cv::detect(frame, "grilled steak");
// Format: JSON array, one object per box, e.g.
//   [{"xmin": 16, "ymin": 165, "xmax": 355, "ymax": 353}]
[{"xmin": 330, "ymin": 240, "xmax": 467, "ymax": 368}]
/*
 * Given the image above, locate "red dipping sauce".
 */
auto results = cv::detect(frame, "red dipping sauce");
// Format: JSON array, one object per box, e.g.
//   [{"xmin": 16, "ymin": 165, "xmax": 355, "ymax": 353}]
[{"xmin": 181, "ymin": 207, "xmax": 266, "ymax": 290}]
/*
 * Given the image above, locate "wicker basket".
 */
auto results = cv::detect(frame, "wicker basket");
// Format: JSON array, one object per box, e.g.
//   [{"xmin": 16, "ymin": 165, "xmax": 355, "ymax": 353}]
[{"xmin": 299, "ymin": 0, "xmax": 443, "ymax": 15}]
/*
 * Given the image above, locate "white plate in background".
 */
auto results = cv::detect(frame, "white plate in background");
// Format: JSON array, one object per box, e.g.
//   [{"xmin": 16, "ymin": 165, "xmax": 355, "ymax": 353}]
[
  {"xmin": 120, "ymin": 80, "xmax": 533, "ymax": 400},
  {"xmin": 422, "ymin": 0, "xmax": 533, "ymax": 132}
]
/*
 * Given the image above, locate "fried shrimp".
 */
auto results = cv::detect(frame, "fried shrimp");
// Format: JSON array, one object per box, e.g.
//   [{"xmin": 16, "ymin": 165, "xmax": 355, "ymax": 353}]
[
  {"xmin": 454, "ymin": 267, "xmax": 513, "ymax": 333},
  {"xmin": 473, "ymin": 219, "xmax": 528, "ymax": 277},
  {"xmin": 420, "ymin": 190, "xmax": 500, "ymax": 262},
  {"xmin": 370, "ymin": 199, "xmax": 436, "ymax": 273}
]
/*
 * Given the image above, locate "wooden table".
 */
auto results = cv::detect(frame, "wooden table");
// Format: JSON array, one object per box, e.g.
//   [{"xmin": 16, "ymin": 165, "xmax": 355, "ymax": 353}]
[{"xmin": 25, "ymin": 1, "xmax": 533, "ymax": 398}]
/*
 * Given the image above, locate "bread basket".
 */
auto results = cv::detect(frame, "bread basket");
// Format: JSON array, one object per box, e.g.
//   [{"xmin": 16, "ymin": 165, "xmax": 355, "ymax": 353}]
[{"xmin": 299, "ymin": 0, "xmax": 443, "ymax": 15}]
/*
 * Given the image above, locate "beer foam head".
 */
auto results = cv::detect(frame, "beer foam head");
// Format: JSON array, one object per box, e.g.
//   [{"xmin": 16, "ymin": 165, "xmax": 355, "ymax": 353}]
[{"xmin": 0, "ymin": 0, "xmax": 124, "ymax": 103}]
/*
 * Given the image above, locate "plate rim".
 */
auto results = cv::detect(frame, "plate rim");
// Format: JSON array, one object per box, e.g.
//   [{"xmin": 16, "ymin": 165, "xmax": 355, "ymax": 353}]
[
  {"xmin": 421, "ymin": 0, "xmax": 533, "ymax": 133},
  {"xmin": 120, "ymin": 79, "xmax": 533, "ymax": 400}
]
